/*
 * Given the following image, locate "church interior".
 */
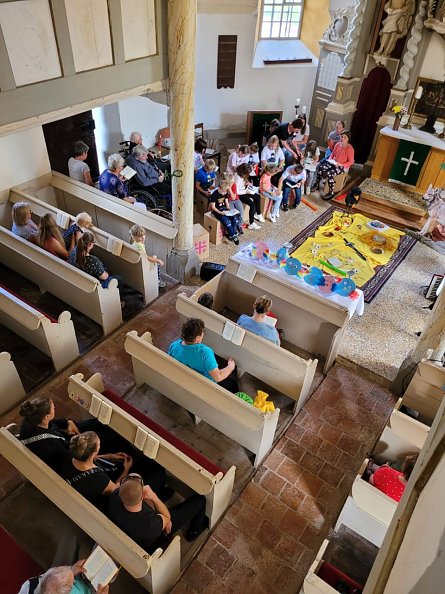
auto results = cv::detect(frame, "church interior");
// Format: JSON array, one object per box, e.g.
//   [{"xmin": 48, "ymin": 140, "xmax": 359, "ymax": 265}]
[{"xmin": 0, "ymin": 1, "xmax": 445, "ymax": 593}]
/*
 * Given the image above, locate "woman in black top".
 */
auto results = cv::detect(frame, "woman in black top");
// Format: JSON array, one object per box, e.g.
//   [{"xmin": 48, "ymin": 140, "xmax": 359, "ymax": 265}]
[{"xmin": 68, "ymin": 231, "xmax": 124, "ymax": 292}]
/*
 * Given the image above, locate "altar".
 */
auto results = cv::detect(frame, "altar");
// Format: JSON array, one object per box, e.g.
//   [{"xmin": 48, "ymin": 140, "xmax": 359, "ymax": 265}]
[{"xmin": 372, "ymin": 126, "xmax": 445, "ymax": 194}]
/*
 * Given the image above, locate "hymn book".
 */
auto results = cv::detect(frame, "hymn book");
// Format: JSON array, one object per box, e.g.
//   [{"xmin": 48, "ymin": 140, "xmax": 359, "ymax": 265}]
[
  {"xmin": 83, "ymin": 546, "xmax": 120, "ymax": 590},
  {"xmin": 120, "ymin": 165, "xmax": 137, "ymax": 180}
]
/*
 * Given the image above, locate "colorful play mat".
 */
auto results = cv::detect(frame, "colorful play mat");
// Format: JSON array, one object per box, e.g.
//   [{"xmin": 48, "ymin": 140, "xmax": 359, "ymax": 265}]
[{"xmin": 290, "ymin": 208, "xmax": 416, "ymax": 302}]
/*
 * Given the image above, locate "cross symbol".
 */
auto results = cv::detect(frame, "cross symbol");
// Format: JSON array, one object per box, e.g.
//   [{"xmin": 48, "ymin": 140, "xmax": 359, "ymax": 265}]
[
  {"xmin": 263, "ymin": 122, "xmax": 270, "ymax": 132},
  {"xmin": 194, "ymin": 240, "xmax": 207, "ymax": 254},
  {"xmin": 401, "ymin": 151, "xmax": 419, "ymax": 176}
]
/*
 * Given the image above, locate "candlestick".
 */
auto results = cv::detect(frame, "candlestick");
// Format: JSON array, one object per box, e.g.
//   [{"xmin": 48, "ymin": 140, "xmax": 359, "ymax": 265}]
[{"xmin": 302, "ymin": 106, "xmax": 306, "ymax": 114}]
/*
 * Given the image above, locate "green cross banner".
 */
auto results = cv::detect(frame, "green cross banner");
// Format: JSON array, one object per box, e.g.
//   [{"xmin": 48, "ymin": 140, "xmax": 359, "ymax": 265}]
[{"xmin": 389, "ymin": 140, "xmax": 430, "ymax": 186}]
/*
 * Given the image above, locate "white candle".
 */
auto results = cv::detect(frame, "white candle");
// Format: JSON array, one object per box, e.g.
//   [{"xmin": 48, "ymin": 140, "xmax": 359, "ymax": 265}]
[
  {"xmin": 302, "ymin": 106, "xmax": 307, "ymax": 114},
  {"xmin": 415, "ymin": 85, "xmax": 423, "ymax": 100},
  {"xmin": 296, "ymin": 97, "xmax": 300, "ymax": 105}
]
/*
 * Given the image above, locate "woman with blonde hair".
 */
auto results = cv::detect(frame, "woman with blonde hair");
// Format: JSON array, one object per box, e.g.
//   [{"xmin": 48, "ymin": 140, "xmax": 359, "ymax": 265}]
[
  {"xmin": 30, "ymin": 213, "xmax": 69, "ymax": 260},
  {"xmin": 237, "ymin": 295, "xmax": 280, "ymax": 345},
  {"xmin": 11, "ymin": 201, "xmax": 39, "ymax": 239}
]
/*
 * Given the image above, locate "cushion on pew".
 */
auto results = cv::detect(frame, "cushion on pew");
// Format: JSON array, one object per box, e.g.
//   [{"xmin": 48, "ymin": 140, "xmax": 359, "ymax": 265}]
[
  {"xmin": 0, "ymin": 525, "xmax": 43, "ymax": 594},
  {"xmin": 0, "ymin": 282, "xmax": 58, "ymax": 324},
  {"xmin": 102, "ymin": 389, "xmax": 225, "ymax": 477},
  {"xmin": 317, "ymin": 561, "xmax": 364, "ymax": 592}
]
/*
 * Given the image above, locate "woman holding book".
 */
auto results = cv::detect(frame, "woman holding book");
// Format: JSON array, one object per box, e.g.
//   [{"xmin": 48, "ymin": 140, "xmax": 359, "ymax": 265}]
[{"xmin": 312, "ymin": 130, "xmax": 354, "ymax": 201}]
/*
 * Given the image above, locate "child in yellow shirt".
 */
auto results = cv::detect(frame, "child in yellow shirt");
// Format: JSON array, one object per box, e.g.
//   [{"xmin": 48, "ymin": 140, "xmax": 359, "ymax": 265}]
[{"xmin": 129, "ymin": 224, "xmax": 166, "ymax": 288}]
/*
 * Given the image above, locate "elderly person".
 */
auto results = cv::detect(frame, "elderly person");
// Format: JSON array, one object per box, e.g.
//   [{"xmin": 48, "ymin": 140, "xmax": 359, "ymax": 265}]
[
  {"xmin": 99, "ymin": 154, "xmax": 135, "ymax": 204},
  {"xmin": 312, "ymin": 130, "xmax": 354, "ymax": 201},
  {"xmin": 129, "ymin": 130, "xmax": 143, "ymax": 152},
  {"xmin": 18, "ymin": 561, "xmax": 110, "ymax": 594},
  {"xmin": 237, "ymin": 295, "xmax": 280, "ymax": 345},
  {"xmin": 109, "ymin": 473, "xmax": 207, "ymax": 553},
  {"xmin": 168, "ymin": 318, "xmax": 238, "ymax": 393},
  {"xmin": 68, "ymin": 140, "xmax": 94, "ymax": 186},
  {"xmin": 126, "ymin": 145, "xmax": 171, "ymax": 198}
]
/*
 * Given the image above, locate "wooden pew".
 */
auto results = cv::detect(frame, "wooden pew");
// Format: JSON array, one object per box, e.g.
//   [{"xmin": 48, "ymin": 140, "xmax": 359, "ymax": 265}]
[
  {"xmin": 0, "ymin": 352, "xmax": 25, "ymax": 416},
  {"xmin": 176, "ymin": 292, "xmax": 317, "ymax": 413},
  {"xmin": 0, "ymin": 428, "xmax": 181, "ymax": 594},
  {"xmin": 11, "ymin": 172, "xmax": 177, "ymax": 269},
  {"xmin": 6, "ymin": 190, "xmax": 158, "ymax": 305},
  {"xmin": 0, "ymin": 285, "xmax": 79, "ymax": 372},
  {"xmin": 351, "ymin": 459, "xmax": 398, "ymax": 528},
  {"xmin": 302, "ymin": 540, "xmax": 365, "ymax": 594},
  {"xmin": 206, "ymin": 257, "xmax": 360, "ymax": 374},
  {"xmin": 389, "ymin": 398, "xmax": 430, "ymax": 449},
  {"xmin": 0, "ymin": 227, "xmax": 122, "ymax": 335},
  {"xmin": 67, "ymin": 372, "xmax": 236, "ymax": 528},
  {"xmin": 401, "ymin": 359, "xmax": 445, "ymax": 424},
  {"xmin": 0, "ymin": 524, "xmax": 43, "ymax": 594},
  {"xmin": 124, "ymin": 330, "xmax": 280, "ymax": 468}
]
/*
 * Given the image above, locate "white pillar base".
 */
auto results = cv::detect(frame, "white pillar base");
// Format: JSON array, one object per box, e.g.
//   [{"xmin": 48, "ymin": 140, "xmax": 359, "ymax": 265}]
[{"xmin": 166, "ymin": 247, "xmax": 200, "ymax": 283}]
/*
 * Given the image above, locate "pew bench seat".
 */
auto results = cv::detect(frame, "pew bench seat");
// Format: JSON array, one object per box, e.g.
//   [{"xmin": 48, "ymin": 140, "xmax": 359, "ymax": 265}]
[
  {"xmin": 0, "ymin": 284, "xmax": 79, "ymax": 372},
  {"xmin": 124, "ymin": 330, "xmax": 280, "ymax": 468},
  {"xmin": 0, "ymin": 525, "xmax": 43, "ymax": 594},
  {"xmin": 0, "ymin": 429, "xmax": 181, "ymax": 594},
  {"xmin": 67, "ymin": 372, "xmax": 235, "ymax": 527}
]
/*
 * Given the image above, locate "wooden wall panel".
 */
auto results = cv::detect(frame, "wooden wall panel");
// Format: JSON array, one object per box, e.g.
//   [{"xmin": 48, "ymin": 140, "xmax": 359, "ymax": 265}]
[{"xmin": 121, "ymin": 0, "xmax": 157, "ymax": 61}]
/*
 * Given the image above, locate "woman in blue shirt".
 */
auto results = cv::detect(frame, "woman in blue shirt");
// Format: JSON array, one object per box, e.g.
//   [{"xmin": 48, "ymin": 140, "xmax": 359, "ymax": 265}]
[{"xmin": 237, "ymin": 295, "xmax": 280, "ymax": 345}]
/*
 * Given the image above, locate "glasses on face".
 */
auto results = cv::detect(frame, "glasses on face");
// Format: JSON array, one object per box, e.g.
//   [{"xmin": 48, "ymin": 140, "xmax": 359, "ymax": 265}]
[{"xmin": 121, "ymin": 473, "xmax": 143, "ymax": 486}]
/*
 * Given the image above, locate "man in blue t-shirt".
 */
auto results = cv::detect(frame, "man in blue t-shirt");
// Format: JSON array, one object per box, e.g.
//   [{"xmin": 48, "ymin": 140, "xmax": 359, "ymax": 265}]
[{"xmin": 168, "ymin": 318, "xmax": 238, "ymax": 392}]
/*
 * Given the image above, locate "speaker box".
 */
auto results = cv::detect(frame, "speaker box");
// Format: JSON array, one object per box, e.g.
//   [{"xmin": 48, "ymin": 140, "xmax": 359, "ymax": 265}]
[{"xmin": 200, "ymin": 262, "xmax": 225, "ymax": 281}]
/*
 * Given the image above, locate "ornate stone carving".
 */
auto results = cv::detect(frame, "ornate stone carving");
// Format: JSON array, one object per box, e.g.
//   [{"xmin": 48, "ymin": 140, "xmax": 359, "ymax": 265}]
[
  {"xmin": 340, "ymin": 0, "xmax": 368, "ymax": 78},
  {"xmin": 375, "ymin": 0, "xmax": 416, "ymax": 57},
  {"xmin": 322, "ymin": 5, "xmax": 355, "ymax": 46},
  {"xmin": 425, "ymin": 0, "xmax": 445, "ymax": 34},
  {"xmin": 396, "ymin": 0, "xmax": 428, "ymax": 90}
]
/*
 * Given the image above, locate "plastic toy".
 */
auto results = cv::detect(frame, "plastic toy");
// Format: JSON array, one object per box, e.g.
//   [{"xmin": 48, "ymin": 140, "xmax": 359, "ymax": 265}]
[{"xmin": 253, "ymin": 390, "xmax": 275, "ymax": 413}]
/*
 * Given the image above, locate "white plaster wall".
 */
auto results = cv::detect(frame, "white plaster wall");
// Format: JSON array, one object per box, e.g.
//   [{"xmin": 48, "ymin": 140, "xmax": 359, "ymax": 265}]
[
  {"xmin": 195, "ymin": 13, "xmax": 318, "ymax": 130},
  {"xmin": 0, "ymin": 127, "xmax": 50, "ymax": 200},
  {"xmin": 93, "ymin": 96, "xmax": 168, "ymax": 172},
  {"xmin": 419, "ymin": 33, "xmax": 445, "ymax": 82}
]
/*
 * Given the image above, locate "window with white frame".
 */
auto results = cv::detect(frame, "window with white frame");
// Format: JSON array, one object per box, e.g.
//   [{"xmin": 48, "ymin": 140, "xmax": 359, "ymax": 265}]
[{"xmin": 260, "ymin": 0, "xmax": 304, "ymax": 39}]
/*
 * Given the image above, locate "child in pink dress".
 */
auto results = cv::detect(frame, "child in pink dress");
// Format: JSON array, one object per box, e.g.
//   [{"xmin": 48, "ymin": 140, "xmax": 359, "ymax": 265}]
[{"xmin": 260, "ymin": 165, "xmax": 282, "ymax": 223}]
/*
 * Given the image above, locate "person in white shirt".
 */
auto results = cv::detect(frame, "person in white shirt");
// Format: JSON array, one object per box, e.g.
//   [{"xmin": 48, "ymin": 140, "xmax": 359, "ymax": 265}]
[
  {"xmin": 302, "ymin": 140, "xmax": 320, "ymax": 195},
  {"xmin": 278, "ymin": 164, "xmax": 307, "ymax": 211},
  {"xmin": 235, "ymin": 163, "xmax": 263, "ymax": 229},
  {"xmin": 260, "ymin": 136, "xmax": 285, "ymax": 171},
  {"xmin": 226, "ymin": 145, "xmax": 249, "ymax": 175}
]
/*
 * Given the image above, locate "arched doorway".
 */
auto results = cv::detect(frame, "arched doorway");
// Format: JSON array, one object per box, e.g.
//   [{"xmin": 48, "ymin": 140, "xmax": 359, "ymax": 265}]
[{"xmin": 350, "ymin": 67, "xmax": 392, "ymax": 164}]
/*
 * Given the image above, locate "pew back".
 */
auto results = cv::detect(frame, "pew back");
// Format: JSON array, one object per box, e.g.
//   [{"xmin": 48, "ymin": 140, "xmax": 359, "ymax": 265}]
[
  {"xmin": 67, "ymin": 372, "xmax": 235, "ymax": 527},
  {"xmin": 372, "ymin": 426, "xmax": 420, "ymax": 464},
  {"xmin": 124, "ymin": 330, "xmax": 280, "ymax": 468},
  {"xmin": 7, "ymin": 189, "xmax": 158, "ymax": 305},
  {"xmin": 351, "ymin": 460, "xmax": 397, "ymax": 527},
  {"xmin": 0, "ymin": 227, "xmax": 122, "ymax": 334},
  {"xmin": 0, "ymin": 428, "xmax": 181, "ymax": 594},
  {"xmin": 0, "ymin": 352, "xmax": 25, "ymax": 416},
  {"xmin": 389, "ymin": 401, "xmax": 429, "ymax": 449},
  {"xmin": 12, "ymin": 172, "xmax": 177, "ymax": 269},
  {"xmin": 176, "ymin": 291, "xmax": 317, "ymax": 412},
  {"xmin": 0, "ymin": 286, "xmax": 79, "ymax": 371},
  {"xmin": 402, "ymin": 359, "xmax": 445, "ymax": 424}
]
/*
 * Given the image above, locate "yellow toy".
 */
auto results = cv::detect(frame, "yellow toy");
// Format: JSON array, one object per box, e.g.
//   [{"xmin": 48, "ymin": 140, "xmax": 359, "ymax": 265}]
[{"xmin": 253, "ymin": 390, "xmax": 275, "ymax": 413}]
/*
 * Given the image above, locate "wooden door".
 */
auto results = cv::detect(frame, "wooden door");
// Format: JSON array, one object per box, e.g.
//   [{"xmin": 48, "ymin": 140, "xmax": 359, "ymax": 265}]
[{"xmin": 42, "ymin": 111, "xmax": 100, "ymax": 180}]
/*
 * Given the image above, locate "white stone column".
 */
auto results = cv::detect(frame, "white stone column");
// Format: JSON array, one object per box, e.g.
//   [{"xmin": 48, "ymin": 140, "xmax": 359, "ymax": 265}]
[
  {"xmin": 396, "ymin": 0, "xmax": 428, "ymax": 91},
  {"xmin": 340, "ymin": 0, "xmax": 367, "ymax": 79},
  {"xmin": 166, "ymin": 0, "xmax": 200, "ymax": 281}
]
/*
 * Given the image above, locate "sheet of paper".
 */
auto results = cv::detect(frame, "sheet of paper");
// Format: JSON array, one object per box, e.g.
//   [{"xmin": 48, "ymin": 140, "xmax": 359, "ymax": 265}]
[
  {"xmin": 121, "ymin": 165, "xmax": 136, "ymax": 180},
  {"xmin": 89, "ymin": 394, "xmax": 101, "ymax": 418},
  {"xmin": 264, "ymin": 315, "xmax": 277, "ymax": 327},
  {"xmin": 98, "ymin": 401, "xmax": 112, "ymax": 425},
  {"xmin": 134, "ymin": 426, "xmax": 148, "ymax": 451},
  {"xmin": 222, "ymin": 321, "xmax": 235, "ymax": 341},
  {"xmin": 231, "ymin": 326, "xmax": 245, "ymax": 346},
  {"xmin": 84, "ymin": 546, "xmax": 119, "ymax": 590},
  {"xmin": 143, "ymin": 433, "xmax": 160, "ymax": 458},
  {"xmin": 236, "ymin": 264, "xmax": 256, "ymax": 283}
]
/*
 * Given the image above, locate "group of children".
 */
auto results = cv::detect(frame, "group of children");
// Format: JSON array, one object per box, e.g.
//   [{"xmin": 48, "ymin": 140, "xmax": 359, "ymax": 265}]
[{"xmin": 194, "ymin": 129, "xmax": 321, "ymax": 243}]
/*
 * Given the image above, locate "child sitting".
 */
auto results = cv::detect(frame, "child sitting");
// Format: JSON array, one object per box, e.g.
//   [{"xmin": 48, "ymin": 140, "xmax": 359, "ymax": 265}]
[
  {"xmin": 63, "ymin": 212, "xmax": 93, "ymax": 252},
  {"xmin": 129, "ymin": 224, "xmax": 166, "ymax": 288},
  {"xmin": 29, "ymin": 213, "xmax": 69, "ymax": 260},
  {"xmin": 11, "ymin": 201, "xmax": 39, "ymax": 240},
  {"xmin": 209, "ymin": 181, "xmax": 241, "ymax": 245},
  {"xmin": 278, "ymin": 163, "xmax": 307, "ymax": 211},
  {"xmin": 195, "ymin": 159, "xmax": 217, "ymax": 206},
  {"xmin": 248, "ymin": 142, "xmax": 260, "ymax": 185},
  {"xmin": 224, "ymin": 172, "xmax": 244, "ymax": 230},
  {"xmin": 260, "ymin": 165, "xmax": 282, "ymax": 223},
  {"xmin": 226, "ymin": 145, "xmax": 250, "ymax": 175},
  {"xmin": 302, "ymin": 140, "xmax": 320, "ymax": 195}
]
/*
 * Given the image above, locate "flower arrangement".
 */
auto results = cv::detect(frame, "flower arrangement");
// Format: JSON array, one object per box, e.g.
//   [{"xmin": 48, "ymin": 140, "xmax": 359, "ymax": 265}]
[{"xmin": 391, "ymin": 104, "xmax": 408, "ymax": 117}]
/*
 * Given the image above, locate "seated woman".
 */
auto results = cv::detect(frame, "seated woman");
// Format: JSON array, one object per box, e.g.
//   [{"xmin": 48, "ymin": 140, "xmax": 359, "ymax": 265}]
[
  {"xmin": 99, "ymin": 153, "xmax": 142, "ymax": 207},
  {"xmin": 209, "ymin": 180, "xmax": 242, "ymax": 244},
  {"xmin": 237, "ymin": 295, "xmax": 280, "ymax": 346},
  {"xmin": 62, "ymin": 211, "xmax": 93, "ymax": 252},
  {"xmin": 19, "ymin": 397, "xmax": 122, "ymax": 473},
  {"xmin": 61, "ymin": 431, "xmax": 167, "ymax": 511},
  {"xmin": 168, "ymin": 318, "xmax": 238, "ymax": 393},
  {"xmin": 367, "ymin": 453, "xmax": 418, "ymax": 502},
  {"xmin": 68, "ymin": 232, "xmax": 125, "ymax": 299},
  {"xmin": 312, "ymin": 130, "xmax": 354, "ymax": 201},
  {"xmin": 235, "ymin": 163, "xmax": 263, "ymax": 230},
  {"xmin": 11, "ymin": 201, "xmax": 39, "ymax": 240},
  {"xmin": 29, "ymin": 213, "xmax": 69, "ymax": 260}
]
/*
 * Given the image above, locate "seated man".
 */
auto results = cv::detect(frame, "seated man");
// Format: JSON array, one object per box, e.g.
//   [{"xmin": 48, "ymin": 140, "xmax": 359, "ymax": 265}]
[
  {"xmin": 68, "ymin": 140, "xmax": 94, "ymax": 186},
  {"xmin": 168, "ymin": 318, "xmax": 238, "ymax": 393},
  {"xmin": 108, "ymin": 474, "xmax": 207, "ymax": 553},
  {"xmin": 126, "ymin": 145, "xmax": 171, "ymax": 199}
]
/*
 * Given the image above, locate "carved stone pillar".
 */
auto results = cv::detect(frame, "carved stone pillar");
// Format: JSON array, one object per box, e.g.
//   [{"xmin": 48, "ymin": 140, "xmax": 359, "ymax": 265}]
[
  {"xmin": 340, "ymin": 0, "xmax": 368, "ymax": 79},
  {"xmin": 166, "ymin": 0, "xmax": 200, "ymax": 282},
  {"xmin": 396, "ymin": 0, "xmax": 428, "ymax": 91}
]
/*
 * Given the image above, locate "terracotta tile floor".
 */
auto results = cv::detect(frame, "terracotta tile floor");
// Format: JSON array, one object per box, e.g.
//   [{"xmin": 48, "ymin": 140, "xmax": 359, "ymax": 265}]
[
  {"xmin": 171, "ymin": 366, "xmax": 396, "ymax": 594},
  {"xmin": 0, "ymin": 283, "xmax": 397, "ymax": 593}
]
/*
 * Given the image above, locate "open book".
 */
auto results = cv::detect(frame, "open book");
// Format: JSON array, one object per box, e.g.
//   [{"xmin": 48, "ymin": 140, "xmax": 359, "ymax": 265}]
[
  {"xmin": 83, "ymin": 546, "xmax": 120, "ymax": 590},
  {"xmin": 120, "ymin": 165, "xmax": 137, "ymax": 180}
]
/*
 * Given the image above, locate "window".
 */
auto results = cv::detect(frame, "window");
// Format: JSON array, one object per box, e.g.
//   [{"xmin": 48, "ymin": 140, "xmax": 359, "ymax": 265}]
[{"xmin": 260, "ymin": 0, "xmax": 304, "ymax": 39}]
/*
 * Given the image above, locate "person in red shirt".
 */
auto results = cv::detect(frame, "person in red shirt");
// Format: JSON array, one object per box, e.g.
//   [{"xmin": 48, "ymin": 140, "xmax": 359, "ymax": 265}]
[
  {"xmin": 369, "ymin": 453, "xmax": 418, "ymax": 502},
  {"xmin": 312, "ymin": 130, "xmax": 355, "ymax": 201}
]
